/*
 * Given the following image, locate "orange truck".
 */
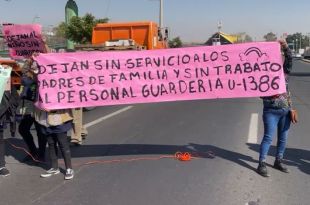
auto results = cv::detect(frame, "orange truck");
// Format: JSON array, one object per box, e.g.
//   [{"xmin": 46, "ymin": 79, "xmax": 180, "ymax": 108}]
[
  {"xmin": 72, "ymin": 21, "xmax": 169, "ymax": 145},
  {"xmin": 76, "ymin": 21, "xmax": 169, "ymax": 51}
]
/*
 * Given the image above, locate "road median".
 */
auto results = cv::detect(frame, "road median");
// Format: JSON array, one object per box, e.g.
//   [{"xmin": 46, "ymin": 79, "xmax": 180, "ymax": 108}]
[{"xmin": 301, "ymin": 58, "xmax": 310, "ymax": 63}]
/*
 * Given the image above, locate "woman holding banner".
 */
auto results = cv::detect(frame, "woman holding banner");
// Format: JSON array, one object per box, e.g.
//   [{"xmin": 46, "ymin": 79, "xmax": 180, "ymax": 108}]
[{"xmin": 257, "ymin": 39, "xmax": 294, "ymax": 177}]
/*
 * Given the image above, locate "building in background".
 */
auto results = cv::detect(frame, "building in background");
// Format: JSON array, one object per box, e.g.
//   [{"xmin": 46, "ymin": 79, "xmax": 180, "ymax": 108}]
[{"xmin": 205, "ymin": 32, "xmax": 239, "ymax": 46}]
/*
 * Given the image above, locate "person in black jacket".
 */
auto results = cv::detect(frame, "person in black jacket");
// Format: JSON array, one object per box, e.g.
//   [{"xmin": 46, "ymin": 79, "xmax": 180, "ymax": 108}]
[
  {"xmin": 17, "ymin": 40, "xmax": 50, "ymax": 162},
  {"xmin": 0, "ymin": 85, "xmax": 19, "ymax": 176},
  {"xmin": 18, "ymin": 59, "xmax": 47, "ymax": 162}
]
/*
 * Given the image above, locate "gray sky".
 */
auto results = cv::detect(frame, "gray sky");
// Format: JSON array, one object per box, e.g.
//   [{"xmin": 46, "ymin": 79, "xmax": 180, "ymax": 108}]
[{"xmin": 1, "ymin": 0, "xmax": 310, "ymax": 43}]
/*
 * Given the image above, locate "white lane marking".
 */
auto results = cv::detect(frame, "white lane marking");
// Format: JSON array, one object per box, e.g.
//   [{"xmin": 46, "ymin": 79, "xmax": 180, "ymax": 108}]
[
  {"xmin": 247, "ymin": 113, "xmax": 259, "ymax": 144},
  {"xmin": 84, "ymin": 106, "xmax": 133, "ymax": 128}
]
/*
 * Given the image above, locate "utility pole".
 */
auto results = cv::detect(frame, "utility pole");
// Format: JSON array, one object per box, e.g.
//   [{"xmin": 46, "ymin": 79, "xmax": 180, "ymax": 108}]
[
  {"xmin": 217, "ymin": 21, "xmax": 222, "ymax": 33},
  {"xmin": 150, "ymin": 0, "xmax": 164, "ymax": 28},
  {"xmin": 149, "ymin": 0, "xmax": 168, "ymax": 45},
  {"xmin": 160, "ymin": 0, "xmax": 163, "ymax": 29},
  {"xmin": 32, "ymin": 15, "xmax": 40, "ymax": 23},
  {"xmin": 157, "ymin": 0, "xmax": 164, "ymax": 40},
  {"xmin": 216, "ymin": 21, "xmax": 222, "ymax": 45}
]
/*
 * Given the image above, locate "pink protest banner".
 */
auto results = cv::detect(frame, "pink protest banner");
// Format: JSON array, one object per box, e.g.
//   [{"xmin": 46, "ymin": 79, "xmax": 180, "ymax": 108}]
[
  {"xmin": 2, "ymin": 24, "xmax": 45, "ymax": 59},
  {"xmin": 34, "ymin": 42, "xmax": 286, "ymax": 110}
]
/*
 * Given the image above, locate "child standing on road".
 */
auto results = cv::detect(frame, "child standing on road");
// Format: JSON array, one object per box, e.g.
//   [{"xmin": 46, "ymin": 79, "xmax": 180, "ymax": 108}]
[
  {"xmin": 35, "ymin": 108, "xmax": 75, "ymax": 180},
  {"xmin": 31, "ymin": 47, "xmax": 74, "ymax": 180}
]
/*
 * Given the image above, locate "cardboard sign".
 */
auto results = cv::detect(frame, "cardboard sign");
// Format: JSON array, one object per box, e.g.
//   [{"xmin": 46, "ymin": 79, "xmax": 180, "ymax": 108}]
[
  {"xmin": 0, "ymin": 66, "xmax": 12, "ymax": 101},
  {"xmin": 2, "ymin": 24, "xmax": 45, "ymax": 59}
]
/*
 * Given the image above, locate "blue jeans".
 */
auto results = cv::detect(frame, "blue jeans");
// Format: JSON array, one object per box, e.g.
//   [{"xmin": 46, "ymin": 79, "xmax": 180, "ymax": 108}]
[{"xmin": 259, "ymin": 108, "xmax": 291, "ymax": 162}]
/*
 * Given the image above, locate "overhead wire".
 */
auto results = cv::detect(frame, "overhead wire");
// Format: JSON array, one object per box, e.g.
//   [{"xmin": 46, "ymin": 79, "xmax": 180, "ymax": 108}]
[{"xmin": 105, "ymin": 0, "xmax": 111, "ymax": 18}]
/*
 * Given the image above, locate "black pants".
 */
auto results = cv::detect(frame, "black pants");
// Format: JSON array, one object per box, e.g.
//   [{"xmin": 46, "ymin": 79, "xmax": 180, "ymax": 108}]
[
  {"xmin": 46, "ymin": 132, "xmax": 72, "ymax": 170},
  {"xmin": 18, "ymin": 115, "xmax": 47, "ymax": 159},
  {"xmin": 0, "ymin": 129, "xmax": 5, "ymax": 167}
]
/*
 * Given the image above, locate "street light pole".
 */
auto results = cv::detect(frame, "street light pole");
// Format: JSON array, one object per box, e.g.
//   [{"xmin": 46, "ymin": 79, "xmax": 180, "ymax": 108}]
[
  {"xmin": 149, "ymin": 0, "xmax": 164, "ymax": 28},
  {"xmin": 307, "ymin": 33, "xmax": 310, "ymax": 48},
  {"xmin": 32, "ymin": 15, "xmax": 40, "ymax": 23},
  {"xmin": 159, "ymin": 0, "xmax": 163, "ymax": 29}
]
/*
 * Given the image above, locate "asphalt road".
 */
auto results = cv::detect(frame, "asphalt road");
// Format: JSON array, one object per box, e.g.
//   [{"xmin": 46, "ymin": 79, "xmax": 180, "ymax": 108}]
[{"xmin": 0, "ymin": 59, "xmax": 309, "ymax": 205}]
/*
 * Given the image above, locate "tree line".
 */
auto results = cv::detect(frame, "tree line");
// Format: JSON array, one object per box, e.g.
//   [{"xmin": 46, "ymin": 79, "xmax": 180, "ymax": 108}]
[{"xmin": 49, "ymin": 13, "xmax": 309, "ymax": 49}]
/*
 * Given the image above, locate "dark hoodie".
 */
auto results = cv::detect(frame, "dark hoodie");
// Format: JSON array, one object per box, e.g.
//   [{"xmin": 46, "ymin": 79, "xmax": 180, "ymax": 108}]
[{"xmin": 0, "ymin": 87, "xmax": 19, "ymax": 126}]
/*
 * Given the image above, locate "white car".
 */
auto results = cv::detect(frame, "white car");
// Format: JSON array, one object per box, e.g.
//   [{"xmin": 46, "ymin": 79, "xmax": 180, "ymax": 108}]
[{"xmin": 293, "ymin": 53, "xmax": 302, "ymax": 59}]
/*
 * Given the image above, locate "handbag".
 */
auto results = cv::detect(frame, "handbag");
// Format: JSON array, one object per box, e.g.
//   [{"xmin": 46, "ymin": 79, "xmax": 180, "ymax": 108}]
[
  {"xmin": 290, "ymin": 109, "xmax": 298, "ymax": 124},
  {"xmin": 47, "ymin": 110, "xmax": 73, "ymax": 126}
]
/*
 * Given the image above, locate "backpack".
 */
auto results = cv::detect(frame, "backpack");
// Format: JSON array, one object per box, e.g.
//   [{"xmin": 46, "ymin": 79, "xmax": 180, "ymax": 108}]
[{"xmin": 20, "ymin": 75, "xmax": 37, "ymax": 101}]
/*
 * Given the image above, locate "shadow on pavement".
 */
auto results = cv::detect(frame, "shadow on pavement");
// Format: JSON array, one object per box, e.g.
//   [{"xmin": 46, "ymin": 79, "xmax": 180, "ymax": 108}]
[
  {"xmin": 5, "ymin": 138, "xmax": 258, "ymax": 172},
  {"xmin": 7, "ymin": 138, "xmax": 308, "ymax": 175},
  {"xmin": 68, "ymin": 142, "xmax": 258, "ymax": 172},
  {"xmin": 247, "ymin": 143, "xmax": 310, "ymax": 175},
  {"xmin": 4, "ymin": 138, "xmax": 46, "ymax": 168}
]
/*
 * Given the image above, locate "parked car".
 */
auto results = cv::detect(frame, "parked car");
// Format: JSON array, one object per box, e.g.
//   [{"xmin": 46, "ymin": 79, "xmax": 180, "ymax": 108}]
[{"xmin": 292, "ymin": 53, "xmax": 302, "ymax": 59}]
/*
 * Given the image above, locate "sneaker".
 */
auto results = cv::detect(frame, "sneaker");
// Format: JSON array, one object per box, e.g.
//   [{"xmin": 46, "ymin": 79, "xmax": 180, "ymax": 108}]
[
  {"xmin": 64, "ymin": 169, "xmax": 74, "ymax": 180},
  {"xmin": 257, "ymin": 161, "xmax": 270, "ymax": 177},
  {"xmin": 0, "ymin": 167, "xmax": 10, "ymax": 177},
  {"xmin": 274, "ymin": 159, "xmax": 289, "ymax": 173},
  {"xmin": 40, "ymin": 168, "xmax": 60, "ymax": 178}
]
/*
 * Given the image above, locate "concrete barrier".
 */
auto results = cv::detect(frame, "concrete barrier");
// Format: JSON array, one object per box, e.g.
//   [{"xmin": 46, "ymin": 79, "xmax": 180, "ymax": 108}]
[{"xmin": 301, "ymin": 58, "xmax": 310, "ymax": 63}]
